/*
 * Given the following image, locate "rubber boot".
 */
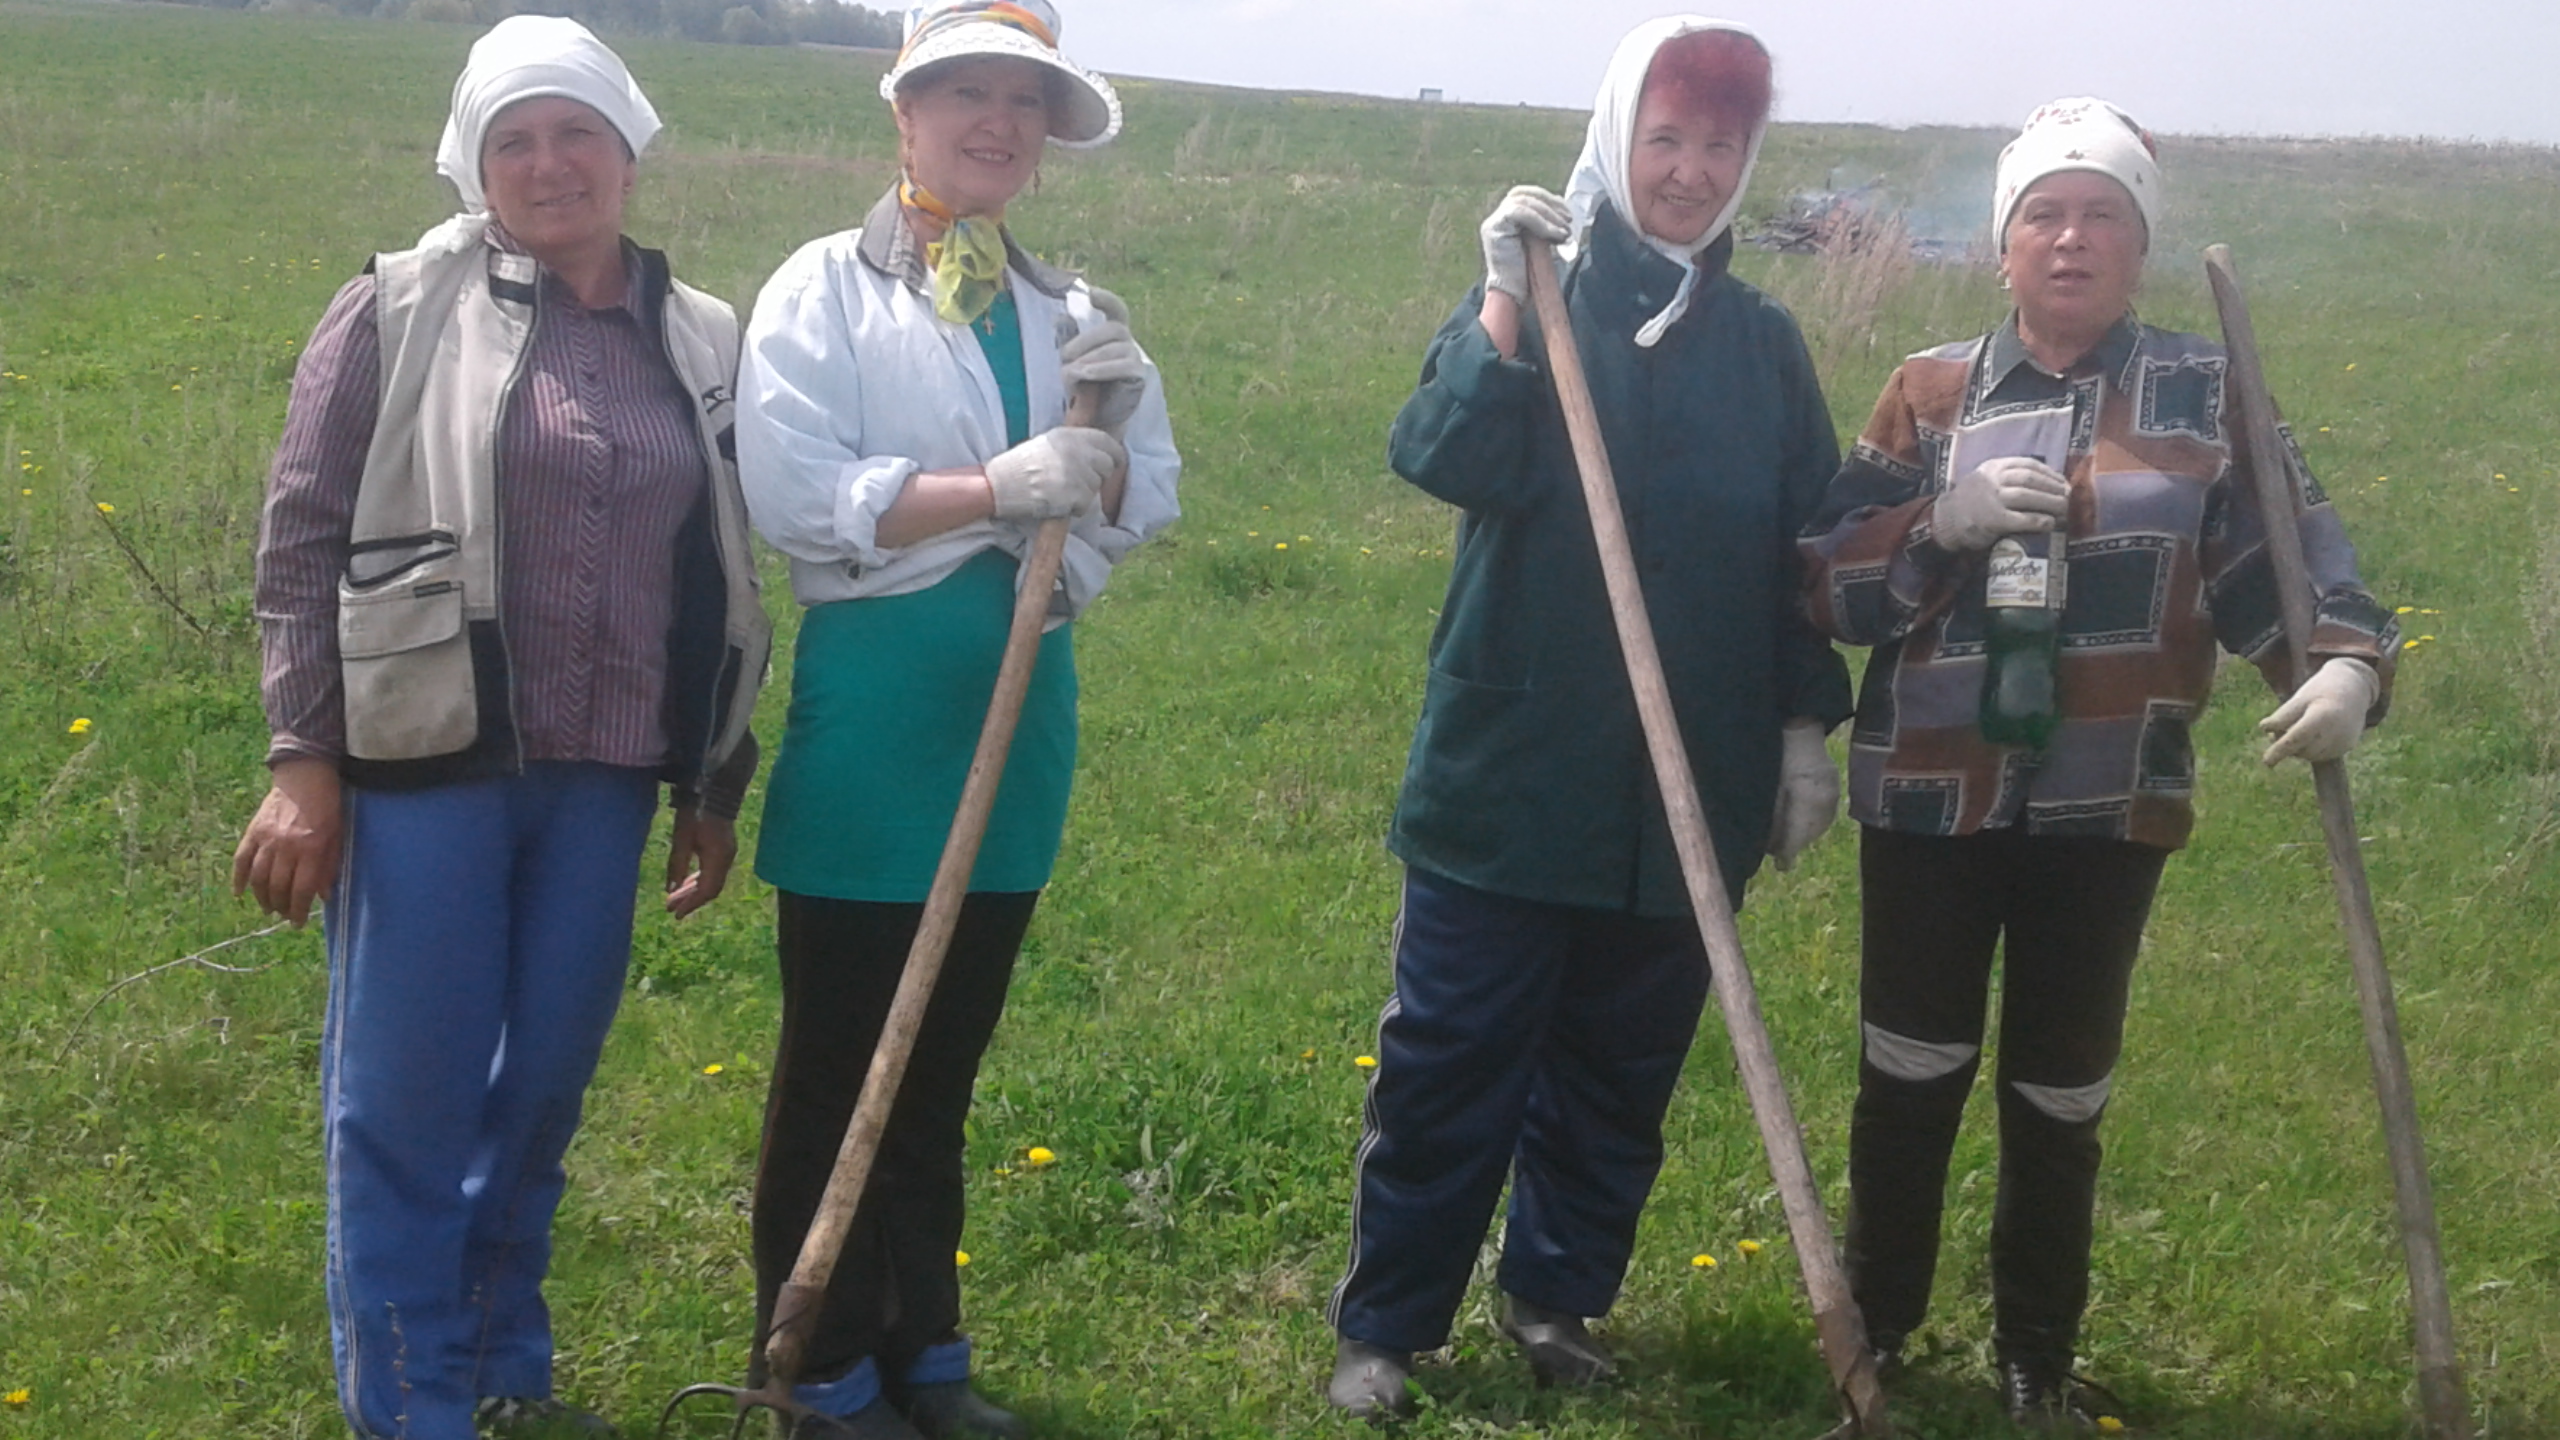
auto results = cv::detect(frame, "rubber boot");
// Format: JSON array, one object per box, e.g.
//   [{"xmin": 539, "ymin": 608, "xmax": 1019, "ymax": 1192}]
[
  {"xmin": 1325, "ymin": 1338, "xmax": 1416, "ymax": 1423},
  {"xmin": 1496, "ymin": 1294, "xmax": 1615, "ymax": 1387}
]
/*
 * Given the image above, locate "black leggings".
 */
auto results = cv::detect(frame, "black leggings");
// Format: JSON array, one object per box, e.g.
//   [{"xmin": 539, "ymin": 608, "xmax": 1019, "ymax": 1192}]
[
  {"xmin": 1843, "ymin": 825, "xmax": 2166, "ymax": 1367},
  {"xmin": 750, "ymin": 890, "xmax": 1039, "ymax": 1387}
]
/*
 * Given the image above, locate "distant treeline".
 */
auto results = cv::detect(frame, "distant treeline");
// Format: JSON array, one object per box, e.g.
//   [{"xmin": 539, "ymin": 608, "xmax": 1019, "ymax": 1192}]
[{"xmin": 181, "ymin": 0, "xmax": 902, "ymax": 50}]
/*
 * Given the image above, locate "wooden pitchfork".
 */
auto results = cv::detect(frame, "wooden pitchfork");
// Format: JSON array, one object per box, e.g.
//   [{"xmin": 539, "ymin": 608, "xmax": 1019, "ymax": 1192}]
[
  {"xmin": 2205, "ymin": 244, "xmax": 2468, "ymax": 1440},
  {"xmin": 660, "ymin": 359, "xmax": 1103, "ymax": 1440},
  {"xmin": 1519, "ymin": 237, "xmax": 1890, "ymax": 1437}
]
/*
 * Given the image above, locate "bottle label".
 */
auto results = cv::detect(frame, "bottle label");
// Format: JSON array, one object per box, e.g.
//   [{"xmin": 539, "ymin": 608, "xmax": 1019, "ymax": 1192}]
[{"xmin": 1985, "ymin": 538, "xmax": 2051, "ymax": 608}]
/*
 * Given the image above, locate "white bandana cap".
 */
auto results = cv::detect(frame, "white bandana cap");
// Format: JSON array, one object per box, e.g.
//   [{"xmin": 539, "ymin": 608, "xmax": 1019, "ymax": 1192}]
[
  {"xmin": 1560, "ymin": 17, "xmax": 1770, "ymax": 347},
  {"xmin": 1992, "ymin": 97, "xmax": 2161, "ymax": 253},
  {"xmin": 435, "ymin": 16, "xmax": 660, "ymax": 212},
  {"xmin": 880, "ymin": 0, "xmax": 1122, "ymax": 148}
]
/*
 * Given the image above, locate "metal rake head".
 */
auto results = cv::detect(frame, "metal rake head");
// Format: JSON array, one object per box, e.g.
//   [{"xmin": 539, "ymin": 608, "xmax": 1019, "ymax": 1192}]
[{"xmin": 656, "ymin": 1380, "xmax": 835, "ymax": 1440}]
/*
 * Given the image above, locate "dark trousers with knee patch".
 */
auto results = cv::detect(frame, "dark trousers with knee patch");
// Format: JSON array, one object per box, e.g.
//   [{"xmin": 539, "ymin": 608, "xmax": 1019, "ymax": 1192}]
[
  {"xmin": 1328, "ymin": 866, "xmax": 1713, "ymax": 1354},
  {"xmin": 1844, "ymin": 825, "xmax": 2166, "ymax": 1366}
]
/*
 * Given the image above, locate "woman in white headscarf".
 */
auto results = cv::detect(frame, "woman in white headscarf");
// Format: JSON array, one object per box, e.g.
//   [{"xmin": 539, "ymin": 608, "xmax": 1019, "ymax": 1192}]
[
  {"xmin": 232, "ymin": 17, "xmax": 766, "ymax": 1437},
  {"xmin": 1798, "ymin": 98, "xmax": 2397, "ymax": 1425},
  {"xmin": 1324, "ymin": 17, "xmax": 1849, "ymax": 1419},
  {"xmin": 731, "ymin": 2, "xmax": 1177, "ymax": 1435}
]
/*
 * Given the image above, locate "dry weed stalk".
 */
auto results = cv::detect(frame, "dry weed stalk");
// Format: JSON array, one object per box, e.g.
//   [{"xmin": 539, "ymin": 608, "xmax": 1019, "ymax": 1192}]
[{"xmin": 1774, "ymin": 210, "xmax": 1919, "ymax": 398}]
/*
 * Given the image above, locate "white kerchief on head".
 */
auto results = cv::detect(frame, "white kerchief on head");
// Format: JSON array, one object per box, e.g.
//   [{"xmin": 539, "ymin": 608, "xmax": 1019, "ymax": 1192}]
[
  {"xmin": 1991, "ymin": 97, "xmax": 2160, "ymax": 253},
  {"xmin": 435, "ymin": 15, "xmax": 661, "ymax": 212},
  {"xmin": 1560, "ymin": 15, "xmax": 1768, "ymax": 348}
]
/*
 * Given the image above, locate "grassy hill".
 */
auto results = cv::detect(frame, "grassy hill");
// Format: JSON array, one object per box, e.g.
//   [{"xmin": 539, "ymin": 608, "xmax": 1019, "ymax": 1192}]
[{"xmin": 3, "ymin": 4, "xmax": 2557, "ymax": 1435}]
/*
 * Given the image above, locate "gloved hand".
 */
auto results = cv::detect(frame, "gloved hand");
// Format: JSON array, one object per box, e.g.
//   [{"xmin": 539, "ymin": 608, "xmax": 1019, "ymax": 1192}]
[
  {"xmin": 1480, "ymin": 184, "xmax": 1571, "ymax": 302},
  {"xmin": 2258, "ymin": 657, "xmax": 2379, "ymax": 766},
  {"xmin": 1930, "ymin": 457, "xmax": 2070, "ymax": 553},
  {"xmin": 984, "ymin": 427, "xmax": 1124, "ymax": 522},
  {"xmin": 1062, "ymin": 284, "xmax": 1146, "ymax": 431},
  {"xmin": 1767, "ymin": 719, "xmax": 1840, "ymax": 872}
]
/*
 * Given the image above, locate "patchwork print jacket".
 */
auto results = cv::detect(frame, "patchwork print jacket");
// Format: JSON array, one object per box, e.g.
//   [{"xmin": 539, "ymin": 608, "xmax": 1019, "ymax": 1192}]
[{"xmin": 1798, "ymin": 315, "xmax": 2398, "ymax": 850}]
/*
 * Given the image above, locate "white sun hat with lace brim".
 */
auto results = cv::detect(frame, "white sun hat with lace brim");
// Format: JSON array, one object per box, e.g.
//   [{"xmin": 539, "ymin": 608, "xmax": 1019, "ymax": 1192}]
[{"xmin": 878, "ymin": 1, "xmax": 1122, "ymax": 148}]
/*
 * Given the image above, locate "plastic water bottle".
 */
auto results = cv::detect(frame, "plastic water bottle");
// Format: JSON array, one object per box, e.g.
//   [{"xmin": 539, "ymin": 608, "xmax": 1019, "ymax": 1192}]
[{"xmin": 1978, "ymin": 526, "xmax": 2066, "ymax": 749}]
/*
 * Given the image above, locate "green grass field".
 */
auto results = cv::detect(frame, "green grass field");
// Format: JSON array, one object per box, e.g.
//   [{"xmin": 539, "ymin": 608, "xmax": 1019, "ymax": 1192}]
[{"xmin": 5, "ymin": 5, "xmax": 2559, "ymax": 1436}]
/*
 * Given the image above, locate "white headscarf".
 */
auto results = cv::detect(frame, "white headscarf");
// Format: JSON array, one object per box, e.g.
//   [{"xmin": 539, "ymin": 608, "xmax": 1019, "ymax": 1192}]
[
  {"xmin": 434, "ymin": 16, "xmax": 662, "ymax": 211},
  {"xmin": 1991, "ymin": 97, "xmax": 2160, "ymax": 252},
  {"xmin": 1561, "ymin": 16, "xmax": 1769, "ymax": 348}
]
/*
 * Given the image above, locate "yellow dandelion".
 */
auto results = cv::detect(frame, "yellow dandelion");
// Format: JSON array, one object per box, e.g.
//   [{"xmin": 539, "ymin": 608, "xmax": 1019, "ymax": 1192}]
[
  {"xmin": 1360, "ymin": 547, "xmax": 1373, "ymax": 555},
  {"xmin": 2096, "ymin": 1418, "xmax": 2125, "ymax": 1435},
  {"xmin": 1353, "ymin": 1054, "xmax": 1378, "ymax": 1070},
  {"xmin": 2, "ymin": 1387, "xmax": 26, "ymax": 1408},
  {"xmin": 2395, "ymin": 606, "xmax": 2414, "ymax": 614},
  {"xmin": 1274, "ymin": 542, "xmax": 1289, "ymax": 551},
  {"xmin": 2419, "ymin": 608, "xmax": 2442, "ymax": 615},
  {"xmin": 2345, "ymin": 362, "xmax": 2357, "ymax": 371},
  {"xmin": 67, "ymin": 718, "xmax": 92, "ymax": 735},
  {"xmin": 2418, "ymin": 634, "xmax": 2436, "ymax": 643},
  {"xmin": 95, "ymin": 502, "xmax": 114, "ymax": 514},
  {"xmin": 954, "ymin": 1249, "xmax": 972, "ymax": 1267},
  {"xmin": 2495, "ymin": 473, "xmax": 2508, "ymax": 480},
  {"xmin": 700, "ymin": 1063, "xmax": 724, "ymax": 1076},
  {"xmin": 993, "ymin": 1166, "xmax": 1014, "ymax": 1177},
  {"xmin": 1299, "ymin": 1048, "xmax": 1317, "ymax": 1061},
  {"xmin": 1690, "ymin": 1253, "xmax": 1717, "ymax": 1269},
  {"xmin": 17, "ymin": 489, "xmax": 29, "ymax": 498},
  {"xmin": 2318, "ymin": 425, "xmax": 2332, "ymax": 433},
  {"xmin": 1026, "ymin": 1146, "xmax": 1057, "ymax": 1167},
  {"xmin": 1737, "ymin": 1239, "xmax": 1763, "ymax": 1256}
]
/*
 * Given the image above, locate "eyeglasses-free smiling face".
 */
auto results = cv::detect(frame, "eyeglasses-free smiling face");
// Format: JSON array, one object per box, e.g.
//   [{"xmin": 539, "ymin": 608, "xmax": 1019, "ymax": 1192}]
[
  {"xmin": 895, "ymin": 56, "xmax": 1052, "ymax": 218},
  {"xmin": 478, "ymin": 95, "xmax": 634, "ymax": 269},
  {"xmin": 2001, "ymin": 170, "xmax": 2148, "ymax": 355},
  {"xmin": 1625, "ymin": 82, "xmax": 1751, "ymax": 247}
]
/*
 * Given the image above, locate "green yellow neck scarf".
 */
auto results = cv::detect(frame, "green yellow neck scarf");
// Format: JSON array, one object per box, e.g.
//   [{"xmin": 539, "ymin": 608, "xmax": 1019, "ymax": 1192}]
[{"xmin": 902, "ymin": 177, "xmax": 1009, "ymax": 327}]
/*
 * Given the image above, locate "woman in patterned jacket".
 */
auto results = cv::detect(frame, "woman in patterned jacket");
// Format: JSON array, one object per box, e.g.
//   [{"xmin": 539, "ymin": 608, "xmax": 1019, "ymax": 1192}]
[{"xmin": 1797, "ymin": 97, "xmax": 2398, "ymax": 1427}]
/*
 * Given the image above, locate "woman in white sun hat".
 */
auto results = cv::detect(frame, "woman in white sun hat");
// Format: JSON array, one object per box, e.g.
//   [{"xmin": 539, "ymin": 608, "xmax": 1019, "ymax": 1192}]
[{"xmin": 732, "ymin": 3, "xmax": 1177, "ymax": 1436}]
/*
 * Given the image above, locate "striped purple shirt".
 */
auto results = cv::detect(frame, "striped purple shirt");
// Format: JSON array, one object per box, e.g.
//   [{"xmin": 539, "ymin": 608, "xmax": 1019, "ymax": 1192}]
[{"xmin": 257, "ymin": 230, "xmax": 708, "ymax": 773}]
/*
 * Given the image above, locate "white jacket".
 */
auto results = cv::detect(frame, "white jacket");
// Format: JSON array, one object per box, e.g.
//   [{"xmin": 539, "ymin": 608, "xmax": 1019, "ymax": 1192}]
[{"xmin": 738, "ymin": 189, "xmax": 1180, "ymax": 622}]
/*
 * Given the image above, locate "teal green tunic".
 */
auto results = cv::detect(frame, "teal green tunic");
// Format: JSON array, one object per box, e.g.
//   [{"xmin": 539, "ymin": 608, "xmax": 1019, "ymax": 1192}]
[{"xmin": 755, "ymin": 292, "xmax": 1080, "ymax": 902}]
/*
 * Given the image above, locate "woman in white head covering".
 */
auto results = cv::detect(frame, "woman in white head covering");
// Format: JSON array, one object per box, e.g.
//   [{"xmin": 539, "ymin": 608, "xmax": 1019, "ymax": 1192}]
[
  {"xmin": 1324, "ymin": 17, "xmax": 1851, "ymax": 1419},
  {"xmin": 729, "ymin": 2, "xmax": 1177, "ymax": 1435},
  {"xmin": 1798, "ymin": 98, "xmax": 2398, "ymax": 1425},
  {"xmin": 231, "ymin": 18, "xmax": 767, "ymax": 1437}
]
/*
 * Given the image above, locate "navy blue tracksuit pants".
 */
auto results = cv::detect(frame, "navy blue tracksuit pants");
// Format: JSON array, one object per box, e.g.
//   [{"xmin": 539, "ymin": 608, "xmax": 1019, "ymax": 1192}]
[{"xmin": 1329, "ymin": 865, "xmax": 1712, "ymax": 1353}]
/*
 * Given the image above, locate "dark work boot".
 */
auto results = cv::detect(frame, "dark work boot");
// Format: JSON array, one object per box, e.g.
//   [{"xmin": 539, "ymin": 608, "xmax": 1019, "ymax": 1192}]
[
  {"xmin": 473, "ymin": 1398, "xmax": 618, "ymax": 1438},
  {"xmin": 1325, "ymin": 1338, "xmax": 1417, "ymax": 1423},
  {"xmin": 901, "ymin": 1381, "xmax": 1027, "ymax": 1440},
  {"xmin": 2001, "ymin": 1357, "xmax": 2126, "ymax": 1432},
  {"xmin": 1496, "ymin": 1294, "xmax": 1615, "ymax": 1387}
]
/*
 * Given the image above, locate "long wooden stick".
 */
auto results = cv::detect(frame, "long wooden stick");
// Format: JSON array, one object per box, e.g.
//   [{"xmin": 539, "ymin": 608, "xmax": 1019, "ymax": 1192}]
[
  {"xmin": 763, "ymin": 387, "xmax": 1095, "ymax": 1384},
  {"xmin": 1522, "ymin": 238, "xmax": 1888, "ymax": 1436},
  {"xmin": 2204, "ymin": 244, "xmax": 2467, "ymax": 1440}
]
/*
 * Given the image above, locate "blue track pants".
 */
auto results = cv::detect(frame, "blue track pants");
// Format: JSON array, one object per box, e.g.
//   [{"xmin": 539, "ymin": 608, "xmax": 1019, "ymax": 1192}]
[
  {"xmin": 321, "ymin": 763, "xmax": 657, "ymax": 1440},
  {"xmin": 1329, "ymin": 865, "xmax": 1712, "ymax": 1353}
]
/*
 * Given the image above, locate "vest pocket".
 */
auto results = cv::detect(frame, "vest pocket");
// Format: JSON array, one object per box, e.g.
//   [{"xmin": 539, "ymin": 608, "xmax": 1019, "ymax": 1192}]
[{"xmin": 338, "ymin": 576, "xmax": 479, "ymax": 761}]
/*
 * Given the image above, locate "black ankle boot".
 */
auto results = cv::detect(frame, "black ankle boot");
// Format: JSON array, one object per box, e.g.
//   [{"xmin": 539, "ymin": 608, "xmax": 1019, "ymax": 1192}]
[
  {"xmin": 1497, "ymin": 1294, "xmax": 1615, "ymax": 1387},
  {"xmin": 1325, "ymin": 1338, "xmax": 1417, "ymax": 1423}
]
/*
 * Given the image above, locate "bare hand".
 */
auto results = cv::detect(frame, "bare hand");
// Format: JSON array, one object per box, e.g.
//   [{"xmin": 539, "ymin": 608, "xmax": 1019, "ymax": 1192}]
[
  {"xmin": 665, "ymin": 807, "xmax": 737, "ymax": 918},
  {"xmin": 232, "ymin": 757, "xmax": 343, "ymax": 927}
]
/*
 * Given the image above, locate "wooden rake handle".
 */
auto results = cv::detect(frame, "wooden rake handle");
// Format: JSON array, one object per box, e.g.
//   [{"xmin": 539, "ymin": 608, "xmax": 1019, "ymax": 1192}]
[
  {"xmin": 1520, "ymin": 238, "xmax": 1889, "ymax": 1436},
  {"xmin": 764, "ymin": 383, "xmax": 1101, "ymax": 1384},
  {"xmin": 2204, "ymin": 245, "xmax": 2468, "ymax": 1440}
]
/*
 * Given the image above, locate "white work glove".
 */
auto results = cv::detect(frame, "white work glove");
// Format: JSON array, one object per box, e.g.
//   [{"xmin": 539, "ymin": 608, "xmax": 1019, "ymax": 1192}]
[
  {"xmin": 1930, "ymin": 457, "xmax": 2070, "ymax": 553},
  {"xmin": 1061, "ymin": 285, "xmax": 1145, "ymax": 431},
  {"xmin": 984, "ymin": 427, "xmax": 1124, "ymax": 523},
  {"xmin": 2258, "ymin": 657, "xmax": 2379, "ymax": 766},
  {"xmin": 1767, "ymin": 719, "xmax": 1840, "ymax": 872},
  {"xmin": 1479, "ymin": 184, "xmax": 1571, "ymax": 302}
]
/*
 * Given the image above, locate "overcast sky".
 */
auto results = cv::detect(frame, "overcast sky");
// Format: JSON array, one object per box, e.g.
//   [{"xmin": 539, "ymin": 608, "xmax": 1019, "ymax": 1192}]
[{"xmin": 1059, "ymin": 0, "xmax": 2560, "ymax": 146}]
